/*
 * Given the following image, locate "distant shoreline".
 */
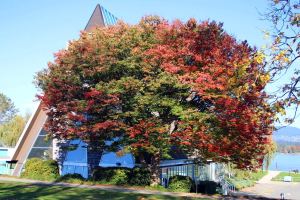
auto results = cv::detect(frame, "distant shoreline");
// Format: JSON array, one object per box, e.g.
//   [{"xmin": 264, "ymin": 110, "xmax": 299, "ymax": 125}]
[{"xmin": 275, "ymin": 152, "xmax": 300, "ymax": 155}]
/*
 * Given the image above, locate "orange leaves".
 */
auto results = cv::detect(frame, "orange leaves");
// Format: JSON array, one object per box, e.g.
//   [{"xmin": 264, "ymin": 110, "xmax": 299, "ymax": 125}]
[
  {"xmin": 92, "ymin": 121, "xmax": 119, "ymax": 132},
  {"xmin": 127, "ymin": 118, "xmax": 170, "ymax": 153},
  {"xmin": 36, "ymin": 16, "xmax": 275, "ymax": 170},
  {"xmin": 84, "ymin": 89, "xmax": 103, "ymax": 98},
  {"xmin": 144, "ymin": 19, "xmax": 261, "ymax": 104},
  {"xmin": 161, "ymin": 63, "xmax": 181, "ymax": 73}
]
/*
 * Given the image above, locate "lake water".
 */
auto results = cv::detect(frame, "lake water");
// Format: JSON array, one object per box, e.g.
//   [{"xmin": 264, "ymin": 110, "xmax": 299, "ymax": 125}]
[{"xmin": 268, "ymin": 153, "xmax": 300, "ymax": 171}]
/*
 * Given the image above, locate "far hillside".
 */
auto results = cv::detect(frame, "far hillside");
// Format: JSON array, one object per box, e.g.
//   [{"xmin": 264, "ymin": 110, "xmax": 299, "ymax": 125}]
[{"xmin": 273, "ymin": 126, "xmax": 300, "ymax": 153}]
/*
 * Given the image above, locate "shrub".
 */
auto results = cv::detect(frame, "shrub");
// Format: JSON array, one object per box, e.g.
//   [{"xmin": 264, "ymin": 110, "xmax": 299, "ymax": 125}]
[
  {"xmin": 92, "ymin": 167, "xmax": 151, "ymax": 186},
  {"xmin": 21, "ymin": 158, "xmax": 59, "ymax": 181},
  {"xmin": 56, "ymin": 173, "xmax": 85, "ymax": 184},
  {"xmin": 92, "ymin": 167, "xmax": 130, "ymax": 185},
  {"xmin": 110, "ymin": 169, "xmax": 129, "ymax": 185},
  {"xmin": 196, "ymin": 181, "xmax": 218, "ymax": 194},
  {"xmin": 168, "ymin": 175, "xmax": 193, "ymax": 193},
  {"xmin": 129, "ymin": 167, "xmax": 151, "ymax": 186}
]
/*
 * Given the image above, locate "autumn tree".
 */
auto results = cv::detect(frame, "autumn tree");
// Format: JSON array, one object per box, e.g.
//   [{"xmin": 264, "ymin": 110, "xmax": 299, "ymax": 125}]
[
  {"xmin": 265, "ymin": 0, "xmax": 300, "ymax": 122},
  {"xmin": 36, "ymin": 17, "xmax": 276, "ymax": 185}
]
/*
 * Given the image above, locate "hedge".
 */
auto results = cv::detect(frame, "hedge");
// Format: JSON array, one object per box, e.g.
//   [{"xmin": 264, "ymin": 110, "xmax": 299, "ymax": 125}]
[
  {"xmin": 168, "ymin": 175, "xmax": 193, "ymax": 193},
  {"xmin": 21, "ymin": 158, "xmax": 59, "ymax": 181},
  {"xmin": 92, "ymin": 167, "xmax": 151, "ymax": 186}
]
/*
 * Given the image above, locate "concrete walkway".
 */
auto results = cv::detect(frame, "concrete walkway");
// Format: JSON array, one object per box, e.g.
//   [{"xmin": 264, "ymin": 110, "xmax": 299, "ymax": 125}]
[
  {"xmin": 257, "ymin": 171, "xmax": 280, "ymax": 183},
  {"xmin": 242, "ymin": 171, "xmax": 300, "ymax": 200}
]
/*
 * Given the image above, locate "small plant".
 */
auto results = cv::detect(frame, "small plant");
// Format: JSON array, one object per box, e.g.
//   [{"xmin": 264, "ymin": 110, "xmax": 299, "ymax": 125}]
[
  {"xmin": 129, "ymin": 167, "xmax": 151, "ymax": 186},
  {"xmin": 92, "ymin": 167, "xmax": 151, "ymax": 186},
  {"xmin": 168, "ymin": 175, "xmax": 193, "ymax": 193},
  {"xmin": 21, "ymin": 158, "xmax": 59, "ymax": 181},
  {"xmin": 92, "ymin": 167, "xmax": 131, "ymax": 185},
  {"xmin": 110, "ymin": 169, "xmax": 129, "ymax": 185},
  {"xmin": 196, "ymin": 181, "xmax": 218, "ymax": 194}
]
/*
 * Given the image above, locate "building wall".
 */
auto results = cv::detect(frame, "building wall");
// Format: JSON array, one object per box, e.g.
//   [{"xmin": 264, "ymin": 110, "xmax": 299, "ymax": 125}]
[{"xmin": 0, "ymin": 147, "xmax": 14, "ymax": 175}]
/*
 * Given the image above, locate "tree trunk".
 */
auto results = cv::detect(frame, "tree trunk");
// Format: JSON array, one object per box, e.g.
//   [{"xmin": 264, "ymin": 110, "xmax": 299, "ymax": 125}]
[
  {"xmin": 139, "ymin": 153, "xmax": 147, "ymax": 166},
  {"xmin": 149, "ymin": 152, "xmax": 161, "ymax": 186}
]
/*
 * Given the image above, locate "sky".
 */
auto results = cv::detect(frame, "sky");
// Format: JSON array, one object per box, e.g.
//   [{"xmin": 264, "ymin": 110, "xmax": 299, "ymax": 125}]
[{"xmin": 0, "ymin": 0, "xmax": 298, "ymax": 127}]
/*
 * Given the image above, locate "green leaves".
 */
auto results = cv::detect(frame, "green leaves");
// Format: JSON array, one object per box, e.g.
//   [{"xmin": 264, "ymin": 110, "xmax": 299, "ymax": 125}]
[
  {"xmin": 0, "ymin": 115, "xmax": 28, "ymax": 147},
  {"xmin": 36, "ymin": 16, "xmax": 275, "ymax": 170},
  {"xmin": 0, "ymin": 93, "xmax": 17, "ymax": 124}
]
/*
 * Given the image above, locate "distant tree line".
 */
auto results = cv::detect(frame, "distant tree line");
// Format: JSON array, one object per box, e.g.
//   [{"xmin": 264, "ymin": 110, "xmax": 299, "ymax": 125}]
[
  {"xmin": 0, "ymin": 92, "xmax": 29, "ymax": 147},
  {"xmin": 276, "ymin": 141, "xmax": 300, "ymax": 153}
]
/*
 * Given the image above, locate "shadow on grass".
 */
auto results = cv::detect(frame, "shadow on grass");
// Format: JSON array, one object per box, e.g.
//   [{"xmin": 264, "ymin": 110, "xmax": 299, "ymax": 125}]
[{"xmin": 0, "ymin": 181, "xmax": 201, "ymax": 200}]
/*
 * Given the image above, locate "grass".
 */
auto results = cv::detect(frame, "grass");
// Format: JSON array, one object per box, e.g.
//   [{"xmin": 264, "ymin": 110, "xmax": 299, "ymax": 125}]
[
  {"xmin": 0, "ymin": 181, "xmax": 213, "ymax": 200},
  {"xmin": 272, "ymin": 172, "xmax": 300, "ymax": 182},
  {"xmin": 227, "ymin": 170, "xmax": 267, "ymax": 190}
]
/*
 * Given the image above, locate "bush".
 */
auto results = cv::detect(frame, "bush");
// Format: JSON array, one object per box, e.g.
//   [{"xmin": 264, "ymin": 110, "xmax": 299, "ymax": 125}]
[
  {"xmin": 110, "ymin": 169, "xmax": 129, "ymax": 185},
  {"xmin": 92, "ymin": 167, "xmax": 151, "ymax": 186},
  {"xmin": 168, "ymin": 175, "xmax": 193, "ymax": 193},
  {"xmin": 92, "ymin": 167, "xmax": 130, "ymax": 185},
  {"xmin": 56, "ymin": 173, "xmax": 85, "ymax": 184},
  {"xmin": 129, "ymin": 167, "xmax": 151, "ymax": 186},
  {"xmin": 21, "ymin": 158, "xmax": 59, "ymax": 181},
  {"xmin": 196, "ymin": 181, "xmax": 218, "ymax": 194}
]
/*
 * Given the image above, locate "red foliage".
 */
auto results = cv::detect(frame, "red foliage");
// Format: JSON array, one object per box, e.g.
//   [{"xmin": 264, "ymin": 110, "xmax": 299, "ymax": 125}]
[
  {"xmin": 144, "ymin": 19, "xmax": 275, "ymax": 169},
  {"xmin": 128, "ymin": 118, "xmax": 169, "ymax": 153},
  {"xmin": 37, "ymin": 17, "xmax": 275, "ymax": 169}
]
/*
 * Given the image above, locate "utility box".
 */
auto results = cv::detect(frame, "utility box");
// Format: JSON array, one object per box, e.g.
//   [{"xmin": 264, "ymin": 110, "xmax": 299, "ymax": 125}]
[{"xmin": 283, "ymin": 176, "xmax": 292, "ymax": 182}]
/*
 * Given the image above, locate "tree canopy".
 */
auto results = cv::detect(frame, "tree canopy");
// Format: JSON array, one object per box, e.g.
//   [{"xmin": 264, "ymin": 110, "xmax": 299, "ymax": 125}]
[
  {"xmin": 0, "ymin": 92, "xmax": 17, "ymax": 124},
  {"xmin": 36, "ymin": 17, "xmax": 276, "ymax": 184},
  {"xmin": 265, "ymin": 0, "xmax": 300, "ymax": 122},
  {"xmin": 0, "ymin": 115, "xmax": 28, "ymax": 147},
  {"xmin": 0, "ymin": 92, "xmax": 26, "ymax": 147}
]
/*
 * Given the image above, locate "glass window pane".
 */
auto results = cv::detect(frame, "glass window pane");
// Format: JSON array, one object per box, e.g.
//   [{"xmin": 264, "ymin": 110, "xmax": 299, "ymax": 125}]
[
  {"xmin": 39, "ymin": 129, "xmax": 48, "ymax": 136},
  {"xmin": 0, "ymin": 149, "xmax": 8, "ymax": 157},
  {"xmin": 99, "ymin": 152, "xmax": 134, "ymax": 168},
  {"xmin": 33, "ymin": 136, "xmax": 52, "ymax": 147},
  {"xmin": 28, "ymin": 148, "xmax": 53, "ymax": 159},
  {"xmin": 64, "ymin": 139, "xmax": 87, "ymax": 163}
]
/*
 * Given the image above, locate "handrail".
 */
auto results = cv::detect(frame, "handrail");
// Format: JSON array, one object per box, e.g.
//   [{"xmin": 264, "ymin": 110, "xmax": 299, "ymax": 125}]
[{"xmin": 219, "ymin": 175, "xmax": 236, "ymax": 195}]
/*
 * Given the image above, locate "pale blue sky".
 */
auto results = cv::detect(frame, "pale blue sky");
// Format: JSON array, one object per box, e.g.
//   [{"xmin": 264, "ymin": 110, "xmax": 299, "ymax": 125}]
[{"xmin": 1, "ymin": 0, "xmax": 297, "ymax": 127}]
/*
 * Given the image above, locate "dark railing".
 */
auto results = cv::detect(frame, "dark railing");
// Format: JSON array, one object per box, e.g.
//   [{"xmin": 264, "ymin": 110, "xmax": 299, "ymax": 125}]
[{"xmin": 159, "ymin": 162, "xmax": 236, "ymax": 195}]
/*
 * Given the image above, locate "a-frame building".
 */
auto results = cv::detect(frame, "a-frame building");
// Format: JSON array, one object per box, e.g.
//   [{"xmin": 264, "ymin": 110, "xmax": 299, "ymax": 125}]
[
  {"xmin": 10, "ymin": 4, "xmax": 120, "ymax": 177},
  {"xmin": 4, "ymin": 4, "xmax": 221, "ymax": 186}
]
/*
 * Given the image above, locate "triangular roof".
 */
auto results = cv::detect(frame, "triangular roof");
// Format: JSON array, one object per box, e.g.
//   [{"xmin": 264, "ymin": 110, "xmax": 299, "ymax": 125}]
[
  {"xmin": 84, "ymin": 4, "xmax": 118, "ymax": 31},
  {"xmin": 85, "ymin": 4, "xmax": 105, "ymax": 31}
]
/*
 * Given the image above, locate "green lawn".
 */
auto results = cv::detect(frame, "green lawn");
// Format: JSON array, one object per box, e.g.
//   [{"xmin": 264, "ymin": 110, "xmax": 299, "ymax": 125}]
[
  {"xmin": 272, "ymin": 172, "xmax": 300, "ymax": 182},
  {"xmin": 227, "ymin": 170, "xmax": 267, "ymax": 190},
  {"xmin": 0, "ymin": 181, "xmax": 212, "ymax": 200}
]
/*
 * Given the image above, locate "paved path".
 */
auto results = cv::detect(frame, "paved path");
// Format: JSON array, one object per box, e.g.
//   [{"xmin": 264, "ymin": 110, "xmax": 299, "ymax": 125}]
[
  {"xmin": 257, "ymin": 171, "xmax": 280, "ymax": 183},
  {"xmin": 242, "ymin": 171, "xmax": 300, "ymax": 200}
]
